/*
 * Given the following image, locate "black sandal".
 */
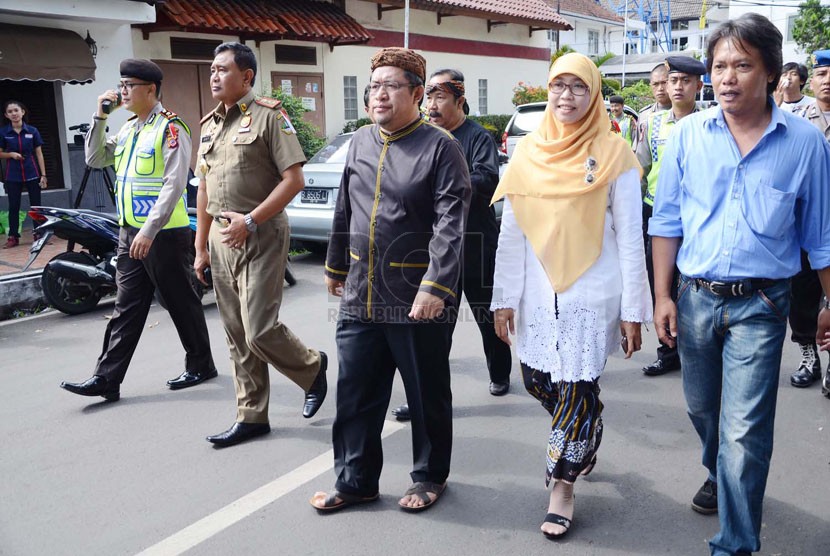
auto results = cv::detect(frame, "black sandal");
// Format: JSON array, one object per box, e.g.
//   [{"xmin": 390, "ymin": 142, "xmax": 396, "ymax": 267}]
[
  {"xmin": 542, "ymin": 512, "xmax": 572, "ymax": 539},
  {"xmin": 310, "ymin": 490, "xmax": 379, "ymax": 513},
  {"xmin": 398, "ymin": 481, "xmax": 447, "ymax": 513}
]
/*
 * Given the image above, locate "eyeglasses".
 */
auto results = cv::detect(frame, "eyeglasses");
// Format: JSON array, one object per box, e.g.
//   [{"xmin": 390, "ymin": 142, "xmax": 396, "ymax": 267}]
[
  {"xmin": 117, "ymin": 81, "xmax": 152, "ymax": 91},
  {"xmin": 548, "ymin": 80, "xmax": 590, "ymax": 96},
  {"xmin": 369, "ymin": 81, "xmax": 412, "ymax": 94}
]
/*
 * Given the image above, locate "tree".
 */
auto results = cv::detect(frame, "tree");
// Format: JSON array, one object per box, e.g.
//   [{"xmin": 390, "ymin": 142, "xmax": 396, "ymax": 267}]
[
  {"xmin": 792, "ymin": 0, "xmax": 830, "ymax": 65},
  {"xmin": 269, "ymin": 88, "xmax": 326, "ymax": 158}
]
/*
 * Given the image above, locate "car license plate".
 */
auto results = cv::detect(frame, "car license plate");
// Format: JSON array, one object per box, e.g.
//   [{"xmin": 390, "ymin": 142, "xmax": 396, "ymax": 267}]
[
  {"xmin": 30, "ymin": 235, "xmax": 48, "ymax": 253},
  {"xmin": 301, "ymin": 188, "xmax": 328, "ymax": 205}
]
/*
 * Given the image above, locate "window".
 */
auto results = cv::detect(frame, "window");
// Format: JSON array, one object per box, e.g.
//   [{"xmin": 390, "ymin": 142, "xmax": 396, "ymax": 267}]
[
  {"xmin": 274, "ymin": 45, "xmax": 317, "ymax": 65},
  {"xmin": 343, "ymin": 76, "xmax": 358, "ymax": 120},
  {"xmin": 671, "ymin": 36, "xmax": 689, "ymax": 51},
  {"xmin": 170, "ymin": 38, "xmax": 222, "ymax": 61},
  {"xmin": 588, "ymin": 30, "xmax": 599, "ymax": 55},
  {"xmin": 786, "ymin": 14, "xmax": 796, "ymax": 42},
  {"xmin": 478, "ymin": 79, "xmax": 488, "ymax": 116}
]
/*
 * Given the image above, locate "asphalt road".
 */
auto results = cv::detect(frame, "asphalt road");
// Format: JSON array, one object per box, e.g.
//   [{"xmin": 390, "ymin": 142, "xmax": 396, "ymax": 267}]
[{"xmin": 1, "ymin": 253, "xmax": 828, "ymax": 556}]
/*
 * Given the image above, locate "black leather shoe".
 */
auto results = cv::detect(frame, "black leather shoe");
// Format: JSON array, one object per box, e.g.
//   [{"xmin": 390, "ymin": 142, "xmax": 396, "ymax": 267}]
[
  {"xmin": 691, "ymin": 479, "xmax": 718, "ymax": 515},
  {"xmin": 60, "ymin": 376, "xmax": 120, "ymax": 401},
  {"xmin": 206, "ymin": 422, "xmax": 270, "ymax": 447},
  {"xmin": 167, "ymin": 368, "xmax": 218, "ymax": 390},
  {"xmin": 790, "ymin": 343, "xmax": 821, "ymax": 388},
  {"xmin": 303, "ymin": 351, "xmax": 327, "ymax": 419},
  {"xmin": 642, "ymin": 357, "xmax": 681, "ymax": 376},
  {"xmin": 392, "ymin": 403, "xmax": 411, "ymax": 421},
  {"xmin": 822, "ymin": 368, "xmax": 830, "ymax": 399},
  {"xmin": 489, "ymin": 380, "xmax": 510, "ymax": 396}
]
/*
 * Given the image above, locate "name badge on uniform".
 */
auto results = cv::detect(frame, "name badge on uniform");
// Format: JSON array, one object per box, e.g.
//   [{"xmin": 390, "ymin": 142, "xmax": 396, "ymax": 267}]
[
  {"xmin": 25, "ymin": 134, "xmax": 33, "ymax": 139},
  {"xmin": 201, "ymin": 135, "xmax": 212, "ymax": 143}
]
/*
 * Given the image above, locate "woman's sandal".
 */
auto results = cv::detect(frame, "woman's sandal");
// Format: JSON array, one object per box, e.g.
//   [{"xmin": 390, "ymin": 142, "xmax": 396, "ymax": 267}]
[
  {"xmin": 542, "ymin": 513, "xmax": 572, "ymax": 540},
  {"xmin": 309, "ymin": 490, "xmax": 379, "ymax": 513},
  {"xmin": 398, "ymin": 481, "xmax": 447, "ymax": 513},
  {"xmin": 580, "ymin": 455, "xmax": 597, "ymax": 477}
]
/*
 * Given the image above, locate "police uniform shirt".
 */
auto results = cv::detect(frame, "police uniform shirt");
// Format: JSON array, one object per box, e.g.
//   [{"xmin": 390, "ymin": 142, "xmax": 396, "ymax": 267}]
[
  {"xmin": 325, "ymin": 118, "xmax": 471, "ymax": 323},
  {"xmin": 197, "ymin": 90, "xmax": 305, "ymax": 217},
  {"xmin": 793, "ymin": 101, "xmax": 830, "ymax": 140},
  {"xmin": 86, "ymin": 102, "xmax": 192, "ymax": 239}
]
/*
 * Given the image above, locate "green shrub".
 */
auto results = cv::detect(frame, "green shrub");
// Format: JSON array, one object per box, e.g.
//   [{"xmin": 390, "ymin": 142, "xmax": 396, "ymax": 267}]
[
  {"xmin": 618, "ymin": 80, "xmax": 654, "ymax": 113},
  {"xmin": 268, "ymin": 88, "xmax": 326, "ymax": 158},
  {"xmin": 342, "ymin": 118, "xmax": 372, "ymax": 133},
  {"xmin": 511, "ymin": 82, "xmax": 548, "ymax": 106},
  {"xmin": 468, "ymin": 114, "xmax": 511, "ymax": 143}
]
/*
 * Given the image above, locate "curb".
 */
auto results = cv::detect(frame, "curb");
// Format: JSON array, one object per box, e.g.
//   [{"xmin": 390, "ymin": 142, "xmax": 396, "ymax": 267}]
[{"xmin": 0, "ymin": 270, "xmax": 47, "ymax": 321}]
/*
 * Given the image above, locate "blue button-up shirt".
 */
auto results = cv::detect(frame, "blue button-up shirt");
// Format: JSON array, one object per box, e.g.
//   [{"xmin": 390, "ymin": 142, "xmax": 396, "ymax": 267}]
[
  {"xmin": 0, "ymin": 123, "xmax": 44, "ymax": 182},
  {"xmin": 649, "ymin": 102, "xmax": 830, "ymax": 280}
]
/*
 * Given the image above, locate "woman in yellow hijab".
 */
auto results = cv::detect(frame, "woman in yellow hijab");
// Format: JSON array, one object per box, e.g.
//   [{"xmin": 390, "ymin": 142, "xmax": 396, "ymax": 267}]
[{"xmin": 491, "ymin": 53, "xmax": 652, "ymax": 539}]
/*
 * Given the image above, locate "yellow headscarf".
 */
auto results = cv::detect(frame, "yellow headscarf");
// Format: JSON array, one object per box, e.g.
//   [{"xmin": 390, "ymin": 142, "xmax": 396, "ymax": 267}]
[{"xmin": 492, "ymin": 53, "xmax": 641, "ymax": 292}]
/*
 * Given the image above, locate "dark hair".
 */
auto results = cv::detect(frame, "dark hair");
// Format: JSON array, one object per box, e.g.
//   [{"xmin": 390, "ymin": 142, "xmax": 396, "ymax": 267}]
[
  {"xmin": 429, "ymin": 68, "xmax": 465, "ymax": 83},
  {"xmin": 364, "ymin": 84, "xmax": 371, "ymax": 109},
  {"xmin": 2, "ymin": 100, "xmax": 29, "ymax": 124},
  {"xmin": 706, "ymin": 13, "xmax": 782, "ymax": 96},
  {"xmin": 782, "ymin": 62, "xmax": 808, "ymax": 85},
  {"xmin": 651, "ymin": 63, "xmax": 668, "ymax": 75},
  {"xmin": 609, "ymin": 95, "xmax": 624, "ymax": 105},
  {"xmin": 214, "ymin": 42, "xmax": 258, "ymax": 86},
  {"xmin": 403, "ymin": 69, "xmax": 425, "ymax": 105}
]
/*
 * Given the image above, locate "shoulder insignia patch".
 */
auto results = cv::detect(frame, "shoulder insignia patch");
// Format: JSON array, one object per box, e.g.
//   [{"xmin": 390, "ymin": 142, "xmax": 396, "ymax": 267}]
[
  {"xmin": 280, "ymin": 109, "xmax": 297, "ymax": 135},
  {"xmin": 166, "ymin": 124, "xmax": 179, "ymax": 149},
  {"xmin": 200, "ymin": 109, "xmax": 217, "ymax": 125},
  {"xmin": 160, "ymin": 109, "xmax": 179, "ymax": 120},
  {"xmin": 255, "ymin": 97, "xmax": 282, "ymax": 109}
]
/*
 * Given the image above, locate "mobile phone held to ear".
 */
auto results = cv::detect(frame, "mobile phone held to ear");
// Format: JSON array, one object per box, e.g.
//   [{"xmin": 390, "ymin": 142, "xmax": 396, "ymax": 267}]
[{"xmin": 102, "ymin": 91, "xmax": 122, "ymax": 114}]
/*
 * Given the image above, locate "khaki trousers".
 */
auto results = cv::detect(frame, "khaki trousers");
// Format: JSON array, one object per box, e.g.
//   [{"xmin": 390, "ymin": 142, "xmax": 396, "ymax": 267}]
[{"xmin": 209, "ymin": 211, "xmax": 320, "ymax": 423}]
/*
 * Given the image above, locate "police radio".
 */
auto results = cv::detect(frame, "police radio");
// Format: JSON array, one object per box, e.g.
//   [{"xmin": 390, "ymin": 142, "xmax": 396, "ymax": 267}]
[{"xmin": 102, "ymin": 91, "xmax": 122, "ymax": 114}]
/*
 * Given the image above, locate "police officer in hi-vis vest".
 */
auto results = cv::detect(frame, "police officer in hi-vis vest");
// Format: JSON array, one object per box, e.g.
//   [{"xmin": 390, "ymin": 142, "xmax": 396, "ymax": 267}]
[{"xmin": 61, "ymin": 59, "xmax": 217, "ymax": 402}]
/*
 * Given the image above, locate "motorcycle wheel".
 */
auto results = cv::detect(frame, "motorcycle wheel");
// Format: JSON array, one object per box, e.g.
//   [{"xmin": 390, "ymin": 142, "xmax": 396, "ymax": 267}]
[
  {"xmin": 284, "ymin": 258, "xmax": 297, "ymax": 287},
  {"xmin": 41, "ymin": 251, "xmax": 104, "ymax": 315}
]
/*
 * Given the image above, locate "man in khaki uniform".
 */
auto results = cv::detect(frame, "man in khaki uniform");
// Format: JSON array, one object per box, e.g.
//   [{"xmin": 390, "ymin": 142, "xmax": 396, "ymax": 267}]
[{"xmin": 195, "ymin": 42, "xmax": 327, "ymax": 448}]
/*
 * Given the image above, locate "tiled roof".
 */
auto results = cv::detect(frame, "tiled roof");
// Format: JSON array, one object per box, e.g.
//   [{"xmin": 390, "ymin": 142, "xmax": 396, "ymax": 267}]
[
  {"xmin": 363, "ymin": 0, "xmax": 572, "ymax": 29},
  {"xmin": 555, "ymin": 0, "xmax": 623, "ymax": 23},
  {"xmin": 601, "ymin": 0, "xmax": 729, "ymax": 22},
  {"xmin": 151, "ymin": 0, "xmax": 373, "ymax": 45}
]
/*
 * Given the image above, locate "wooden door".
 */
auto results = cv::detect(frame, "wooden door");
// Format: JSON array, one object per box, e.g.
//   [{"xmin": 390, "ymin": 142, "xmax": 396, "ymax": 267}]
[
  {"xmin": 155, "ymin": 61, "xmax": 213, "ymax": 169},
  {"xmin": 271, "ymin": 72, "xmax": 326, "ymax": 135}
]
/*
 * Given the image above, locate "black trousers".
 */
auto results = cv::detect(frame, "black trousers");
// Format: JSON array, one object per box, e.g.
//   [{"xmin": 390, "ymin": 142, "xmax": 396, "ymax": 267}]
[
  {"xmin": 643, "ymin": 203, "xmax": 680, "ymax": 363},
  {"xmin": 452, "ymin": 241, "xmax": 512, "ymax": 383},
  {"xmin": 4, "ymin": 179, "xmax": 41, "ymax": 238},
  {"xmin": 789, "ymin": 250, "xmax": 822, "ymax": 345},
  {"xmin": 94, "ymin": 226, "xmax": 215, "ymax": 384},
  {"xmin": 333, "ymin": 318, "xmax": 453, "ymax": 497}
]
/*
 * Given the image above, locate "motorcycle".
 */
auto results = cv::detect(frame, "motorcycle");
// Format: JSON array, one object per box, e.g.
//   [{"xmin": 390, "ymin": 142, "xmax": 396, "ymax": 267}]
[{"xmin": 24, "ymin": 206, "xmax": 119, "ymax": 314}]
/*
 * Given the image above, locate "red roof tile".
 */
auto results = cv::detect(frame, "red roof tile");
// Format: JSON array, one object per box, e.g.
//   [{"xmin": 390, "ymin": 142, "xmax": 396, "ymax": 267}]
[
  {"xmin": 556, "ymin": 0, "xmax": 623, "ymax": 23},
  {"xmin": 364, "ymin": 0, "xmax": 572, "ymax": 29},
  {"xmin": 154, "ymin": 0, "xmax": 373, "ymax": 45}
]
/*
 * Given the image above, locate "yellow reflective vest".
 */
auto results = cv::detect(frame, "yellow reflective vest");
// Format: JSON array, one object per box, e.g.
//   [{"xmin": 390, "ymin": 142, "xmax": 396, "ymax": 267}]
[{"xmin": 113, "ymin": 113, "xmax": 189, "ymax": 229}]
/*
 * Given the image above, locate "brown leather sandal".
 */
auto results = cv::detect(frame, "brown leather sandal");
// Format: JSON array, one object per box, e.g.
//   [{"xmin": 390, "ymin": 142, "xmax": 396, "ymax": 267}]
[
  {"xmin": 398, "ymin": 481, "xmax": 447, "ymax": 513},
  {"xmin": 309, "ymin": 490, "xmax": 379, "ymax": 513}
]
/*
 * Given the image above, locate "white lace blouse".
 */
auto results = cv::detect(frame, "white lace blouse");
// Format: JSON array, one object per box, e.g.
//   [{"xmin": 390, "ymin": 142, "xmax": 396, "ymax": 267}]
[{"xmin": 491, "ymin": 167, "xmax": 653, "ymax": 382}]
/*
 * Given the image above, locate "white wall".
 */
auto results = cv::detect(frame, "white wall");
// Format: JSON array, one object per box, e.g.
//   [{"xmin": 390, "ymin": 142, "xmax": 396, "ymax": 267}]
[
  {"xmin": 558, "ymin": 14, "xmax": 627, "ymax": 56},
  {"xmin": 726, "ymin": 4, "xmax": 803, "ymax": 64}
]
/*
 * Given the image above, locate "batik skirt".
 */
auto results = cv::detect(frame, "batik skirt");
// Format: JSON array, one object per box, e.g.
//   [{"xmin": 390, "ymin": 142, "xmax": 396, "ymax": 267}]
[{"xmin": 521, "ymin": 363, "xmax": 604, "ymax": 486}]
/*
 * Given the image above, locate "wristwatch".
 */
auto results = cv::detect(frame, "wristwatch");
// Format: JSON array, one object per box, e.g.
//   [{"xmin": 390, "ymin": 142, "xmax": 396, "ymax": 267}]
[{"xmin": 243, "ymin": 213, "xmax": 257, "ymax": 233}]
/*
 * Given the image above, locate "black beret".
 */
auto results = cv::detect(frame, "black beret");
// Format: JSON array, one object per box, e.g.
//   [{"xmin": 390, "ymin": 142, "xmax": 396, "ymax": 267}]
[
  {"xmin": 665, "ymin": 56, "xmax": 706, "ymax": 76},
  {"xmin": 609, "ymin": 95, "xmax": 624, "ymax": 104},
  {"xmin": 120, "ymin": 59, "xmax": 163, "ymax": 82}
]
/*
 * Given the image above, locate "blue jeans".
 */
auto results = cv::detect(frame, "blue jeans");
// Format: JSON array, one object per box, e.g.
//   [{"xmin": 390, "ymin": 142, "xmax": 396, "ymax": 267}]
[{"xmin": 676, "ymin": 275, "xmax": 790, "ymax": 556}]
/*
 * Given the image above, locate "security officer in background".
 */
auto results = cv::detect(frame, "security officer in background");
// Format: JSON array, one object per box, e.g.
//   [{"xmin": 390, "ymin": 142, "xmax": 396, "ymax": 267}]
[
  {"xmin": 61, "ymin": 59, "xmax": 217, "ymax": 401},
  {"xmin": 789, "ymin": 50, "xmax": 830, "ymax": 395},
  {"xmin": 637, "ymin": 56, "xmax": 706, "ymax": 377},
  {"xmin": 196, "ymin": 42, "xmax": 327, "ymax": 448},
  {"xmin": 609, "ymin": 94, "xmax": 636, "ymax": 147}
]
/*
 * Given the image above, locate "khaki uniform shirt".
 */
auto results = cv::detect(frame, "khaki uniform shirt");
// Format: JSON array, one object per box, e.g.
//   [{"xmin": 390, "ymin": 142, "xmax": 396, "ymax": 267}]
[
  {"xmin": 794, "ymin": 101, "xmax": 830, "ymax": 141},
  {"xmin": 325, "ymin": 118, "xmax": 472, "ymax": 323},
  {"xmin": 196, "ymin": 90, "xmax": 305, "ymax": 216},
  {"xmin": 86, "ymin": 102, "xmax": 191, "ymax": 239}
]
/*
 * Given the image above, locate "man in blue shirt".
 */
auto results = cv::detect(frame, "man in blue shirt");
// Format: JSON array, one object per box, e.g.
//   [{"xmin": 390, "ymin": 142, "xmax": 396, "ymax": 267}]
[{"xmin": 650, "ymin": 13, "xmax": 830, "ymax": 556}]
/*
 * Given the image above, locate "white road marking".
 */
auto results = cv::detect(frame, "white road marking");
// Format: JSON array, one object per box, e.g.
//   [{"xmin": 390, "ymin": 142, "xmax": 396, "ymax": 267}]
[{"xmin": 136, "ymin": 420, "xmax": 407, "ymax": 556}]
